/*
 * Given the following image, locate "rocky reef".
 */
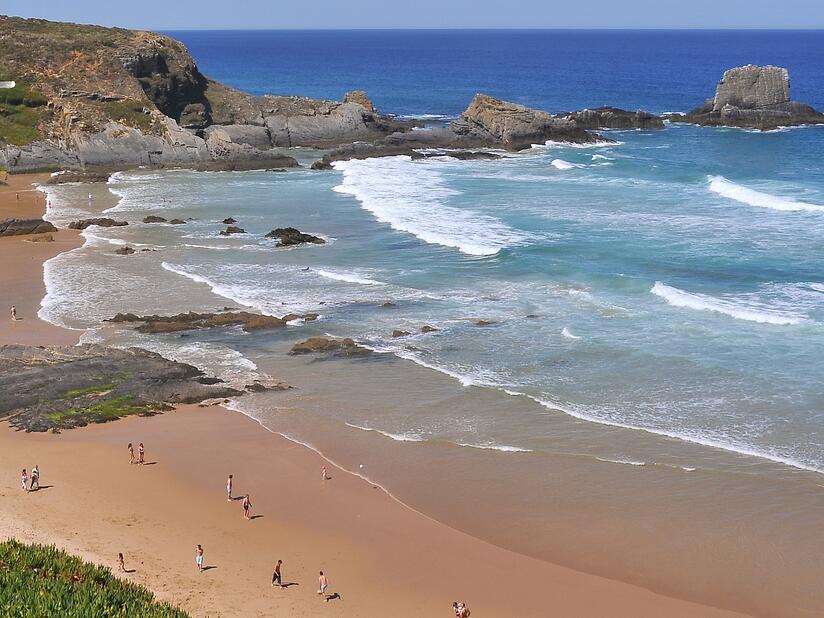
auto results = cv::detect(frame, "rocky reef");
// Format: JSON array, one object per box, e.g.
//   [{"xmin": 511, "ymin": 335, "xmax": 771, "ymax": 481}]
[
  {"xmin": 0, "ymin": 344, "xmax": 242, "ymax": 431},
  {"xmin": 68, "ymin": 217, "xmax": 127, "ymax": 229},
  {"xmin": 264, "ymin": 227, "xmax": 325, "ymax": 247},
  {"xmin": 561, "ymin": 107, "xmax": 664, "ymax": 130},
  {"xmin": 289, "ymin": 336, "xmax": 372, "ymax": 358},
  {"xmin": 107, "ymin": 310, "xmax": 318, "ymax": 334},
  {"xmin": 668, "ymin": 65, "xmax": 824, "ymax": 130}
]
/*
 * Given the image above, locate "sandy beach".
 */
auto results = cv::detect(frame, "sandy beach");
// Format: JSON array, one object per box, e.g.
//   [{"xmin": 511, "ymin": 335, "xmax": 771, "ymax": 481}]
[{"xmin": 0, "ymin": 173, "xmax": 753, "ymax": 617}]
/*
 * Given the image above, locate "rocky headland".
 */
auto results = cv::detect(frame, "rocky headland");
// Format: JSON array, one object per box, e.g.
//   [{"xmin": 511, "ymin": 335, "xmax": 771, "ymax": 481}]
[{"xmin": 667, "ymin": 65, "xmax": 824, "ymax": 130}]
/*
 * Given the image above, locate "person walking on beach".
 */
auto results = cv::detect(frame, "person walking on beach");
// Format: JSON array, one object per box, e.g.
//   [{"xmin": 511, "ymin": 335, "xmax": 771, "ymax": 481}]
[
  {"xmin": 128, "ymin": 443, "xmax": 135, "ymax": 465},
  {"xmin": 118, "ymin": 553, "xmax": 126, "ymax": 573},
  {"xmin": 242, "ymin": 494, "xmax": 252, "ymax": 520},
  {"xmin": 322, "ymin": 466, "xmax": 328, "ymax": 481},
  {"xmin": 317, "ymin": 571, "xmax": 328, "ymax": 595},
  {"xmin": 138, "ymin": 442, "xmax": 145, "ymax": 465},
  {"xmin": 21, "ymin": 468, "xmax": 28, "ymax": 492},
  {"xmin": 10, "ymin": 306, "xmax": 18, "ymax": 321},
  {"xmin": 29, "ymin": 465, "xmax": 39, "ymax": 491},
  {"xmin": 226, "ymin": 474, "xmax": 233, "ymax": 501},
  {"xmin": 195, "ymin": 545, "xmax": 204, "ymax": 572},
  {"xmin": 272, "ymin": 559, "xmax": 283, "ymax": 586}
]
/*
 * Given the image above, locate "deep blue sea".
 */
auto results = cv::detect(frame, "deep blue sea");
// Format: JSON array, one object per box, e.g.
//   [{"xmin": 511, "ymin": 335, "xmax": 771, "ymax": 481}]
[{"xmin": 168, "ymin": 29, "xmax": 824, "ymax": 117}]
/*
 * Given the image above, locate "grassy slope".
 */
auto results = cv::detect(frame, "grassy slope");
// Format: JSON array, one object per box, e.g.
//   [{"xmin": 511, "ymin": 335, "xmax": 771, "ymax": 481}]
[{"xmin": 0, "ymin": 539, "xmax": 188, "ymax": 617}]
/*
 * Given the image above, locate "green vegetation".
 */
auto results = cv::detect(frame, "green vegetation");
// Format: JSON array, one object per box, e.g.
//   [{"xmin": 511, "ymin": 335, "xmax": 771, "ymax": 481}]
[
  {"xmin": 0, "ymin": 539, "xmax": 189, "ymax": 617},
  {"xmin": 103, "ymin": 100, "xmax": 155, "ymax": 132},
  {"xmin": 45, "ymin": 396, "xmax": 166, "ymax": 427},
  {"xmin": 0, "ymin": 81, "xmax": 47, "ymax": 145},
  {"xmin": 61, "ymin": 383, "xmax": 116, "ymax": 398}
]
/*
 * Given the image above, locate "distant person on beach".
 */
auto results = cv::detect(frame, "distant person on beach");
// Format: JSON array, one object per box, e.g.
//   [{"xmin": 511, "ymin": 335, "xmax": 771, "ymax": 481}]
[
  {"xmin": 21, "ymin": 468, "xmax": 28, "ymax": 492},
  {"xmin": 88, "ymin": 192, "xmax": 93, "ymax": 202},
  {"xmin": 242, "ymin": 494, "xmax": 252, "ymax": 519},
  {"xmin": 118, "ymin": 553, "xmax": 126, "ymax": 573},
  {"xmin": 322, "ymin": 466, "xmax": 328, "ymax": 480},
  {"xmin": 317, "ymin": 571, "xmax": 328, "ymax": 595},
  {"xmin": 128, "ymin": 443, "xmax": 134, "ymax": 464},
  {"xmin": 10, "ymin": 306, "xmax": 18, "ymax": 321},
  {"xmin": 226, "ymin": 474, "xmax": 233, "ymax": 501},
  {"xmin": 196, "ymin": 545, "xmax": 204, "ymax": 572},
  {"xmin": 30, "ymin": 465, "xmax": 39, "ymax": 491},
  {"xmin": 272, "ymin": 559, "xmax": 282, "ymax": 586},
  {"xmin": 138, "ymin": 443, "xmax": 145, "ymax": 465},
  {"xmin": 454, "ymin": 602, "xmax": 470, "ymax": 617}
]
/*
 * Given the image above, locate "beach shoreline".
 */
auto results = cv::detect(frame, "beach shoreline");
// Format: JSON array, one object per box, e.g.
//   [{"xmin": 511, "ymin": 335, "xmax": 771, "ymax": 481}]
[{"xmin": 0, "ymin": 171, "xmax": 760, "ymax": 617}]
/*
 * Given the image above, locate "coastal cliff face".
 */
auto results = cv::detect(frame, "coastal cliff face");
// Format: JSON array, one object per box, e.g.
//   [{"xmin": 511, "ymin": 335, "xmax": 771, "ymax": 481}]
[
  {"xmin": 671, "ymin": 65, "xmax": 824, "ymax": 130},
  {"xmin": 0, "ymin": 16, "xmax": 412, "ymax": 172}
]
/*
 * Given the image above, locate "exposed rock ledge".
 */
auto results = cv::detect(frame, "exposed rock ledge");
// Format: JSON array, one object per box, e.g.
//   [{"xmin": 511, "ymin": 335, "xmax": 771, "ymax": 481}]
[
  {"xmin": 0, "ymin": 344, "xmax": 241, "ymax": 432},
  {"xmin": 289, "ymin": 337, "xmax": 372, "ymax": 357},
  {"xmin": 667, "ymin": 65, "xmax": 824, "ymax": 130},
  {"xmin": 107, "ymin": 310, "xmax": 318, "ymax": 334},
  {"xmin": 0, "ymin": 218, "xmax": 57, "ymax": 237}
]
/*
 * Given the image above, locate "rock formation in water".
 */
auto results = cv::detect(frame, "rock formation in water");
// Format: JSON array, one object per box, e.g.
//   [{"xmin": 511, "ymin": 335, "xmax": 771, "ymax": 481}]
[
  {"xmin": 107, "ymin": 310, "xmax": 318, "ymax": 334},
  {"xmin": 668, "ymin": 65, "xmax": 824, "ymax": 130},
  {"xmin": 264, "ymin": 227, "xmax": 325, "ymax": 247},
  {"xmin": 68, "ymin": 218, "xmax": 127, "ymax": 229},
  {"xmin": 0, "ymin": 218, "xmax": 57, "ymax": 236},
  {"xmin": 561, "ymin": 107, "xmax": 664, "ymax": 130},
  {"xmin": 289, "ymin": 336, "xmax": 372, "ymax": 357}
]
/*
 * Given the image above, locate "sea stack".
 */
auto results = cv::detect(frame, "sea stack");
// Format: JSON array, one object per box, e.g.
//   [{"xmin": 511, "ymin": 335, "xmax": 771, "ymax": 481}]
[{"xmin": 670, "ymin": 65, "xmax": 824, "ymax": 130}]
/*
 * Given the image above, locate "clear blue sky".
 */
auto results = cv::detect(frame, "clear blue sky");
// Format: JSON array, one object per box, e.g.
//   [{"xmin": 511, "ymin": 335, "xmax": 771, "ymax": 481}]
[{"xmin": 4, "ymin": 0, "xmax": 824, "ymax": 29}]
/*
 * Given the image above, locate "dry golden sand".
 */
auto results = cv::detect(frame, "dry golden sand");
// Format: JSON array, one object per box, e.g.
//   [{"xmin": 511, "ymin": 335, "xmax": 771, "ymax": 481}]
[{"xmin": 0, "ymin": 173, "xmax": 751, "ymax": 617}]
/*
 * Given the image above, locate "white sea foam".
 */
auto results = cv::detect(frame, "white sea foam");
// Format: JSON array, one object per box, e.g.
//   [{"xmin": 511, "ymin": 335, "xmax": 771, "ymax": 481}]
[
  {"xmin": 161, "ymin": 262, "xmax": 271, "ymax": 314},
  {"xmin": 595, "ymin": 457, "xmax": 646, "ymax": 466},
  {"xmin": 550, "ymin": 158, "xmax": 581, "ymax": 170},
  {"xmin": 561, "ymin": 327, "xmax": 581, "ymax": 340},
  {"xmin": 651, "ymin": 282, "xmax": 803, "ymax": 325},
  {"xmin": 708, "ymin": 176, "xmax": 824, "ymax": 213},
  {"xmin": 344, "ymin": 423, "xmax": 424, "ymax": 442},
  {"xmin": 456, "ymin": 442, "xmax": 532, "ymax": 453},
  {"xmin": 590, "ymin": 154, "xmax": 614, "ymax": 161},
  {"xmin": 538, "ymin": 139, "xmax": 621, "ymax": 149},
  {"xmin": 332, "ymin": 156, "xmax": 531, "ymax": 256},
  {"xmin": 315, "ymin": 269, "xmax": 387, "ymax": 286}
]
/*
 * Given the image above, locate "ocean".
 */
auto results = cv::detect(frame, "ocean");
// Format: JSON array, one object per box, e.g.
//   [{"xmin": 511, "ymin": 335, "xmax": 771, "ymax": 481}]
[{"xmin": 40, "ymin": 30, "xmax": 824, "ymax": 615}]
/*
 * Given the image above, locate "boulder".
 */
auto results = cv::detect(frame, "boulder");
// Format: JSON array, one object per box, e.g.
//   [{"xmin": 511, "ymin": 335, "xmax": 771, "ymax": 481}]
[
  {"xmin": 475, "ymin": 319, "xmax": 497, "ymax": 326},
  {"xmin": 114, "ymin": 246, "xmax": 135, "ymax": 255},
  {"xmin": 420, "ymin": 325, "xmax": 438, "ymax": 333},
  {"xmin": 68, "ymin": 218, "xmax": 127, "ymax": 230},
  {"xmin": 670, "ymin": 65, "xmax": 824, "ymax": 130},
  {"xmin": 222, "ymin": 217, "xmax": 237, "ymax": 224},
  {"xmin": 219, "ymin": 225, "xmax": 246, "ymax": 235},
  {"xmin": 343, "ymin": 90, "xmax": 375, "ymax": 112},
  {"xmin": 0, "ymin": 218, "xmax": 57, "ymax": 236},
  {"xmin": 392, "ymin": 330, "xmax": 411, "ymax": 338},
  {"xmin": 289, "ymin": 336, "xmax": 371, "ymax": 357},
  {"xmin": 264, "ymin": 227, "xmax": 325, "ymax": 247},
  {"xmin": 169, "ymin": 218, "xmax": 186, "ymax": 225},
  {"xmin": 143, "ymin": 215, "xmax": 167, "ymax": 223}
]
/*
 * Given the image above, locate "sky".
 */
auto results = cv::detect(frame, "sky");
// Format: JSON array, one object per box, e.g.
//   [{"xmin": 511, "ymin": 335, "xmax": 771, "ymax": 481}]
[{"xmin": 4, "ymin": 0, "xmax": 824, "ymax": 30}]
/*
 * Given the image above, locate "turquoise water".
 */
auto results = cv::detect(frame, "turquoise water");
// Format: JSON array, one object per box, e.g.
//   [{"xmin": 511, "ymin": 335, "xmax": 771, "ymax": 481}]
[{"xmin": 42, "ymin": 123, "xmax": 824, "ymax": 474}]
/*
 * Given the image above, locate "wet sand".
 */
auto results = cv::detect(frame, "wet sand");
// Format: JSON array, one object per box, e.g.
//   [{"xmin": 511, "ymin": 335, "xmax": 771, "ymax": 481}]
[{"xmin": 0, "ymin": 172, "xmax": 752, "ymax": 617}]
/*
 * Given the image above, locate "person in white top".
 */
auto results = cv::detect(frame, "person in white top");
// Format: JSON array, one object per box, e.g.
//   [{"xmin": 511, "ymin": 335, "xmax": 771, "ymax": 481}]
[{"xmin": 226, "ymin": 474, "xmax": 233, "ymax": 501}]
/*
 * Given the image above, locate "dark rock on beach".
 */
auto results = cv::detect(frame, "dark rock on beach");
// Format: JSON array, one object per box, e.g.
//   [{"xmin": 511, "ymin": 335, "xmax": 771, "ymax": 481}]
[
  {"xmin": 68, "ymin": 218, "xmax": 127, "ymax": 230},
  {"xmin": 222, "ymin": 217, "xmax": 237, "ymax": 224},
  {"xmin": 475, "ymin": 319, "xmax": 497, "ymax": 326},
  {"xmin": 289, "ymin": 337, "xmax": 372, "ymax": 358},
  {"xmin": 142, "ymin": 215, "xmax": 167, "ymax": 223},
  {"xmin": 0, "ymin": 218, "xmax": 57, "ymax": 237},
  {"xmin": 0, "ymin": 344, "xmax": 241, "ymax": 432},
  {"xmin": 668, "ymin": 65, "xmax": 824, "ymax": 130},
  {"xmin": 107, "ymin": 310, "xmax": 317, "ymax": 334},
  {"xmin": 420, "ymin": 325, "xmax": 438, "ymax": 333},
  {"xmin": 219, "ymin": 225, "xmax": 246, "ymax": 235},
  {"xmin": 114, "ymin": 246, "xmax": 135, "ymax": 255},
  {"xmin": 169, "ymin": 218, "xmax": 186, "ymax": 224},
  {"xmin": 392, "ymin": 330, "xmax": 411, "ymax": 338},
  {"xmin": 264, "ymin": 227, "xmax": 325, "ymax": 247}
]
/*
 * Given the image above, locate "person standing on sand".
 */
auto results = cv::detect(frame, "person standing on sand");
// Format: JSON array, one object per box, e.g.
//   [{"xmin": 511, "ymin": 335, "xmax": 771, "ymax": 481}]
[
  {"xmin": 21, "ymin": 468, "xmax": 28, "ymax": 492},
  {"xmin": 226, "ymin": 474, "xmax": 233, "ymax": 501},
  {"xmin": 128, "ymin": 443, "xmax": 134, "ymax": 465},
  {"xmin": 322, "ymin": 466, "xmax": 328, "ymax": 480},
  {"xmin": 196, "ymin": 545, "xmax": 204, "ymax": 572},
  {"xmin": 30, "ymin": 465, "xmax": 39, "ymax": 491},
  {"xmin": 138, "ymin": 443, "xmax": 145, "ymax": 465},
  {"xmin": 317, "ymin": 571, "xmax": 328, "ymax": 595},
  {"xmin": 272, "ymin": 559, "xmax": 283, "ymax": 586},
  {"xmin": 242, "ymin": 494, "xmax": 252, "ymax": 520},
  {"xmin": 118, "ymin": 553, "xmax": 126, "ymax": 573},
  {"xmin": 10, "ymin": 306, "xmax": 18, "ymax": 321}
]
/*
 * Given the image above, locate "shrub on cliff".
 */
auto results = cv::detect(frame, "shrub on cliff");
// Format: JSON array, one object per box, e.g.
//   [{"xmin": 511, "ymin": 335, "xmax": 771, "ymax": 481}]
[
  {"xmin": 0, "ymin": 539, "xmax": 189, "ymax": 616},
  {"xmin": 0, "ymin": 81, "xmax": 47, "ymax": 145}
]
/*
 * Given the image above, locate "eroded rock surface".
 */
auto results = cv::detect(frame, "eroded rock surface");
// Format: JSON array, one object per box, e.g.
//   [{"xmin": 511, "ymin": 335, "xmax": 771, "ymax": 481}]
[{"xmin": 0, "ymin": 218, "xmax": 57, "ymax": 236}]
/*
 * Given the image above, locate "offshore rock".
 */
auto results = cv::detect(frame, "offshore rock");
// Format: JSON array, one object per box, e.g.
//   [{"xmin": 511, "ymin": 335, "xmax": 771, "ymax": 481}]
[
  {"xmin": 562, "ymin": 107, "xmax": 664, "ymax": 130},
  {"xmin": 68, "ymin": 217, "xmax": 127, "ymax": 229},
  {"xmin": 264, "ymin": 227, "xmax": 325, "ymax": 247}
]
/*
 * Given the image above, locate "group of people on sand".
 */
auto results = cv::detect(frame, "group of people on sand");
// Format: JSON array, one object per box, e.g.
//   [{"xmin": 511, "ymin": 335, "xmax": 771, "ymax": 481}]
[
  {"xmin": 20, "ymin": 465, "xmax": 40, "ymax": 492},
  {"xmin": 453, "ymin": 601, "xmax": 471, "ymax": 616},
  {"xmin": 127, "ymin": 442, "xmax": 145, "ymax": 465}
]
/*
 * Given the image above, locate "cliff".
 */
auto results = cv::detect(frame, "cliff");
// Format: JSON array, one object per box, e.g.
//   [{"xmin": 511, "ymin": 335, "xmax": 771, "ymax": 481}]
[
  {"xmin": 0, "ymin": 16, "xmax": 414, "ymax": 172},
  {"xmin": 669, "ymin": 65, "xmax": 824, "ymax": 130}
]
